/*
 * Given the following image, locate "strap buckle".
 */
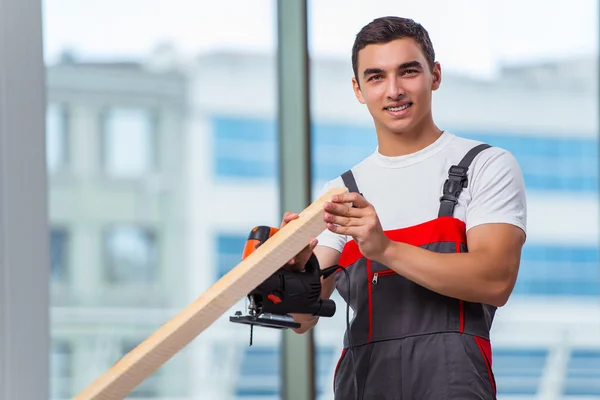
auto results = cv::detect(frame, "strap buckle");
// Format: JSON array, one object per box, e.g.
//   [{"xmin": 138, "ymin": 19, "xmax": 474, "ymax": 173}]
[
  {"xmin": 440, "ymin": 165, "xmax": 469, "ymax": 204},
  {"xmin": 448, "ymin": 165, "xmax": 468, "ymax": 178},
  {"xmin": 443, "ymin": 177, "xmax": 466, "ymax": 196}
]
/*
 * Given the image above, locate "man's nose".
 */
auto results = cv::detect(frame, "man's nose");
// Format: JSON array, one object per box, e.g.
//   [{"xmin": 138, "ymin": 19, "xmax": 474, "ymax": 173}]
[{"xmin": 386, "ymin": 77, "xmax": 404, "ymax": 99}]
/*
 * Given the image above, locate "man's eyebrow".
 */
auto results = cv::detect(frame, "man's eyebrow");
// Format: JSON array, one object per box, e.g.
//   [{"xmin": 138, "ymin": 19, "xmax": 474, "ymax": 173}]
[
  {"xmin": 398, "ymin": 60, "xmax": 423, "ymax": 70},
  {"xmin": 362, "ymin": 61, "xmax": 424, "ymax": 77},
  {"xmin": 363, "ymin": 68, "xmax": 384, "ymax": 77}
]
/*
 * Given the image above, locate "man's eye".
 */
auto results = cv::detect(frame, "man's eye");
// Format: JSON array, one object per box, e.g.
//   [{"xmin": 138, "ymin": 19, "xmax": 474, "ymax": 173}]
[
  {"xmin": 368, "ymin": 75, "xmax": 382, "ymax": 81},
  {"xmin": 403, "ymin": 69, "xmax": 418, "ymax": 75}
]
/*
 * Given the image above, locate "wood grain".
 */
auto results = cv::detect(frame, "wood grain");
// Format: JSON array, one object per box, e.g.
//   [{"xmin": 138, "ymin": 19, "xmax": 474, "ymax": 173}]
[{"xmin": 73, "ymin": 186, "xmax": 347, "ymax": 400}]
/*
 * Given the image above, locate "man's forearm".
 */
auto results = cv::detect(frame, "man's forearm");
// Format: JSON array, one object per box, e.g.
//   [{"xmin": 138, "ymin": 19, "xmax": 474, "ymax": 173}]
[{"xmin": 374, "ymin": 241, "xmax": 517, "ymax": 307}]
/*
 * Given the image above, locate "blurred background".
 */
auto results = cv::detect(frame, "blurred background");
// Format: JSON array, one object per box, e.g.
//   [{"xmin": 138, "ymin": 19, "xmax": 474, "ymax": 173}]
[{"xmin": 42, "ymin": 0, "xmax": 599, "ymax": 399}]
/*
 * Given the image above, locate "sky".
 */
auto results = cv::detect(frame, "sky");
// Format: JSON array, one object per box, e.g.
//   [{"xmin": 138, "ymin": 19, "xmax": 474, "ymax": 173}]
[{"xmin": 42, "ymin": 0, "xmax": 598, "ymax": 78}]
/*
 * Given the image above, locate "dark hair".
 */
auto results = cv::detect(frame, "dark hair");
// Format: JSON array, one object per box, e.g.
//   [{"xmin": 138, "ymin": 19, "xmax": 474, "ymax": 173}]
[{"xmin": 352, "ymin": 16, "xmax": 436, "ymax": 82}]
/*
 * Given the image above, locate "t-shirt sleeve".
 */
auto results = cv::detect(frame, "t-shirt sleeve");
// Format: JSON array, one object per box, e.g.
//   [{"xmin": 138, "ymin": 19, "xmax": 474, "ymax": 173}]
[
  {"xmin": 466, "ymin": 148, "xmax": 527, "ymax": 236},
  {"xmin": 315, "ymin": 177, "xmax": 349, "ymax": 253}
]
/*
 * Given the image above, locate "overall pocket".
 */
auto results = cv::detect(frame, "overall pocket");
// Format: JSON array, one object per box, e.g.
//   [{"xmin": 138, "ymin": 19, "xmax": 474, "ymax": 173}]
[
  {"xmin": 371, "ymin": 268, "xmax": 397, "ymax": 285},
  {"xmin": 370, "ymin": 262, "xmax": 466, "ymax": 341},
  {"xmin": 474, "ymin": 336, "xmax": 497, "ymax": 396},
  {"xmin": 333, "ymin": 347, "xmax": 347, "ymax": 383},
  {"xmin": 459, "ymin": 334, "xmax": 497, "ymax": 398},
  {"xmin": 369, "ymin": 265, "xmax": 409, "ymax": 341}
]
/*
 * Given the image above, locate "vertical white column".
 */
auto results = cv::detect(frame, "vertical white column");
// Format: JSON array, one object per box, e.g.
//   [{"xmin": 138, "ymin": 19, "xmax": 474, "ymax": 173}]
[{"xmin": 0, "ymin": 0, "xmax": 50, "ymax": 399}]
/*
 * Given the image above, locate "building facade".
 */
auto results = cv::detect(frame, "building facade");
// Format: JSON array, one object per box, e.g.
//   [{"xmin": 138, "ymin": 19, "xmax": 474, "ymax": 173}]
[{"xmin": 47, "ymin": 59, "xmax": 190, "ymax": 398}]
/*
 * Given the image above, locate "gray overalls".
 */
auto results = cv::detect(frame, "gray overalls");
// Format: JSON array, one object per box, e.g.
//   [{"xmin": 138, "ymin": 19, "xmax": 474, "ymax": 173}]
[{"xmin": 333, "ymin": 144, "xmax": 497, "ymax": 400}]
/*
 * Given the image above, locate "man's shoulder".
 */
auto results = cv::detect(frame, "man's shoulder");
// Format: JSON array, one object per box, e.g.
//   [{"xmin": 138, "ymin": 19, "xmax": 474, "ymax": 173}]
[
  {"xmin": 447, "ymin": 135, "xmax": 527, "ymax": 234},
  {"xmin": 444, "ymin": 133, "xmax": 517, "ymax": 170}
]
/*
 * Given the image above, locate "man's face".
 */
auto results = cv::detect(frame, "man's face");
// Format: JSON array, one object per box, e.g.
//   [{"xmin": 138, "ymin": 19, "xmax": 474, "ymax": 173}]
[{"xmin": 352, "ymin": 38, "xmax": 441, "ymax": 135}]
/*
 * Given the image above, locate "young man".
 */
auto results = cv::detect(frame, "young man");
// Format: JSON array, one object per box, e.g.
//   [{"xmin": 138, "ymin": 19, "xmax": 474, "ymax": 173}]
[{"xmin": 282, "ymin": 16, "xmax": 527, "ymax": 399}]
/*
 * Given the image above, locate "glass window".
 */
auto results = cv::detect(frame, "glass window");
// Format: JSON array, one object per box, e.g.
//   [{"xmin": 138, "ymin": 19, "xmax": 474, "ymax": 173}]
[
  {"xmin": 308, "ymin": 2, "xmax": 599, "ymax": 400},
  {"xmin": 565, "ymin": 349, "xmax": 600, "ymax": 395},
  {"xmin": 216, "ymin": 234, "xmax": 246, "ymax": 279},
  {"xmin": 50, "ymin": 227, "xmax": 68, "ymax": 282},
  {"xmin": 213, "ymin": 117, "xmax": 277, "ymax": 179},
  {"xmin": 104, "ymin": 226, "xmax": 157, "ymax": 284},
  {"xmin": 50, "ymin": 340, "xmax": 72, "ymax": 399},
  {"xmin": 46, "ymin": 103, "xmax": 68, "ymax": 173},
  {"xmin": 102, "ymin": 108, "xmax": 155, "ymax": 178},
  {"xmin": 44, "ymin": 1, "xmax": 279, "ymax": 399},
  {"xmin": 236, "ymin": 346, "xmax": 279, "ymax": 397}
]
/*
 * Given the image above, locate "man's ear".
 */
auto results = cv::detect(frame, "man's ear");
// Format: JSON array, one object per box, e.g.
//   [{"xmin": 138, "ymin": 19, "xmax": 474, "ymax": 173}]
[
  {"xmin": 352, "ymin": 77, "xmax": 366, "ymax": 104},
  {"xmin": 431, "ymin": 62, "xmax": 442, "ymax": 91}
]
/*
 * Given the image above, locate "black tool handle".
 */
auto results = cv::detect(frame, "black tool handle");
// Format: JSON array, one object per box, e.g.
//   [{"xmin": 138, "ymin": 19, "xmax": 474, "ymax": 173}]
[
  {"xmin": 297, "ymin": 298, "xmax": 336, "ymax": 317},
  {"xmin": 314, "ymin": 299, "xmax": 336, "ymax": 317}
]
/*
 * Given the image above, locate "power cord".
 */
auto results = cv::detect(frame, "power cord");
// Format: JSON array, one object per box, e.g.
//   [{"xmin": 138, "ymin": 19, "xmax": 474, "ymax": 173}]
[{"xmin": 322, "ymin": 265, "xmax": 359, "ymax": 399}]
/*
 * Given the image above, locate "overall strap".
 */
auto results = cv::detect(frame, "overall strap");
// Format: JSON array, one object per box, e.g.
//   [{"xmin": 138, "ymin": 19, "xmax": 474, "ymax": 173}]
[
  {"xmin": 341, "ymin": 170, "xmax": 366, "ymax": 210},
  {"xmin": 438, "ymin": 143, "xmax": 492, "ymax": 218},
  {"xmin": 341, "ymin": 169, "xmax": 361, "ymax": 195}
]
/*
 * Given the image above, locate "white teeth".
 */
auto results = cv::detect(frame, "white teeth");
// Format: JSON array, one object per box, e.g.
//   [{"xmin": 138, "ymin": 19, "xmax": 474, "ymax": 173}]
[{"xmin": 387, "ymin": 103, "xmax": 411, "ymax": 112}]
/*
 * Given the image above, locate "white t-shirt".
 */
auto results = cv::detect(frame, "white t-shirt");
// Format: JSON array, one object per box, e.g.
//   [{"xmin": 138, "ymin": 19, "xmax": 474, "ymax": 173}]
[{"xmin": 316, "ymin": 131, "xmax": 528, "ymax": 252}]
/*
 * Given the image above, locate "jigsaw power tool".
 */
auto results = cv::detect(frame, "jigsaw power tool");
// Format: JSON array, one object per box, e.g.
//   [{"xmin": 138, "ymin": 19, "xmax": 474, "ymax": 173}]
[{"xmin": 230, "ymin": 225, "xmax": 338, "ymax": 343}]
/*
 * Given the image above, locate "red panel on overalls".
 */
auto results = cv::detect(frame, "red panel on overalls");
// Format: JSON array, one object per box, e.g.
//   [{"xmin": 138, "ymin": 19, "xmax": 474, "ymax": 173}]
[{"xmin": 332, "ymin": 144, "xmax": 498, "ymax": 400}]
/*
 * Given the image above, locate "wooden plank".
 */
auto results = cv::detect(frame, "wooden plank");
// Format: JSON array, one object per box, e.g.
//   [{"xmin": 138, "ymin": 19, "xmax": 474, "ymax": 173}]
[{"xmin": 74, "ymin": 186, "xmax": 347, "ymax": 400}]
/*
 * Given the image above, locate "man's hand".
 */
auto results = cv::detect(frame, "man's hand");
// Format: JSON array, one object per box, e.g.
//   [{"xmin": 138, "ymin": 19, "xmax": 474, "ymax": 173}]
[
  {"xmin": 280, "ymin": 211, "xmax": 343, "ymax": 334},
  {"xmin": 280, "ymin": 211, "xmax": 318, "ymax": 271},
  {"xmin": 323, "ymin": 192, "xmax": 391, "ymax": 260}
]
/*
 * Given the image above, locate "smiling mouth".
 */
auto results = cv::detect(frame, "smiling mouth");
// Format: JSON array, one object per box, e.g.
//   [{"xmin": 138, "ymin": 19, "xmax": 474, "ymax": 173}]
[{"xmin": 385, "ymin": 103, "xmax": 413, "ymax": 112}]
